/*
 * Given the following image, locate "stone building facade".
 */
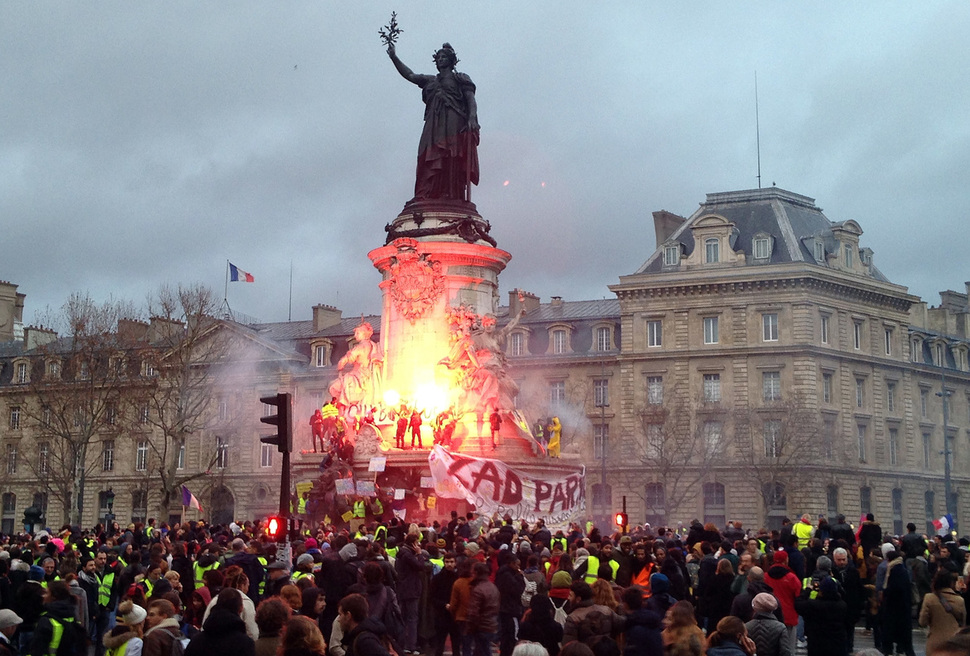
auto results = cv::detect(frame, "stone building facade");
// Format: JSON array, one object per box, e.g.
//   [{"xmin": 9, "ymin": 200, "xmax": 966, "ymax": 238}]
[{"xmin": 1, "ymin": 187, "xmax": 968, "ymax": 534}]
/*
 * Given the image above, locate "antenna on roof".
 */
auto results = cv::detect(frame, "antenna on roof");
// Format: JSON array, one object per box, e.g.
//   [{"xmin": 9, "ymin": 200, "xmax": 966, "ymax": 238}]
[{"xmin": 755, "ymin": 70, "xmax": 762, "ymax": 189}]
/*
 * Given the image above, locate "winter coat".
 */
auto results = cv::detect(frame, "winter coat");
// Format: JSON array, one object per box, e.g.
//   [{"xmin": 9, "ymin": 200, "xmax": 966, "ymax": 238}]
[
  {"xmin": 730, "ymin": 580, "xmax": 783, "ymax": 623},
  {"xmin": 858, "ymin": 522, "xmax": 882, "ymax": 556},
  {"xmin": 745, "ymin": 612, "xmax": 792, "ymax": 656},
  {"xmin": 466, "ymin": 580, "xmax": 499, "ymax": 634},
  {"xmin": 394, "ymin": 547, "xmax": 426, "ymax": 601},
  {"xmin": 764, "ymin": 565, "xmax": 801, "ymax": 627},
  {"xmin": 562, "ymin": 599, "xmax": 625, "ymax": 648},
  {"xmin": 202, "ymin": 589, "xmax": 259, "ymax": 641},
  {"xmin": 342, "ymin": 617, "xmax": 391, "ymax": 656},
  {"xmin": 706, "ymin": 639, "xmax": 748, "ymax": 656},
  {"xmin": 793, "ymin": 595, "xmax": 848, "ymax": 656},
  {"xmin": 494, "ymin": 565, "xmax": 525, "ymax": 617},
  {"xmin": 829, "ymin": 522, "xmax": 855, "ymax": 546},
  {"xmin": 102, "ymin": 626, "xmax": 143, "ymax": 656},
  {"xmin": 28, "ymin": 599, "xmax": 81, "ymax": 656},
  {"xmin": 919, "ymin": 589, "xmax": 967, "ymax": 655},
  {"xmin": 622, "ymin": 607, "xmax": 663, "ymax": 656},
  {"xmin": 184, "ymin": 607, "xmax": 255, "ymax": 656},
  {"xmin": 701, "ymin": 572, "xmax": 735, "ymax": 629},
  {"xmin": 143, "ymin": 618, "xmax": 182, "ymax": 656},
  {"xmin": 518, "ymin": 613, "xmax": 563, "ymax": 656}
]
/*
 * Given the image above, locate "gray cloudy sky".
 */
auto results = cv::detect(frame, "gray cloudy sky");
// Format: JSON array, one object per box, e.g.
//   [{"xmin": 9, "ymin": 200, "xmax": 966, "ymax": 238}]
[{"xmin": 3, "ymin": 3, "xmax": 968, "ymax": 326}]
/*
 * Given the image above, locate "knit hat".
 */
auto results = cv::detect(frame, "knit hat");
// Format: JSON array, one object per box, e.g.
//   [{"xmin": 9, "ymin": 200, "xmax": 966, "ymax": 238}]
[
  {"xmin": 551, "ymin": 571, "xmax": 572, "ymax": 589},
  {"xmin": 464, "ymin": 542, "xmax": 480, "ymax": 556},
  {"xmin": 437, "ymin": 539, "xmax": 447, "ymax": 548},
  {"xmin": 752, "ymin": 593, "xmax": 778, "ymax": 614},
  {"xmin": 0, "ymin": 609, "xmax": 22, "ymax": 630},
  {"xmin": 880, "ymin": 543, "xmax": 894, "ymax": 558},
  {"xmin": 118, "ymin": 600, "xmax": 147, "ymax": 626},
  {"xmin": 305, "ymin": 538, "xmax": 318, "ymax": 548},
  {"xmin": 339, "ymin": 543, "xmax": 358, "ymax": 562},
  {"xmin": 772, "ymin": 550, "xmax": 789, "ymax": 564},
  {"xmin": 649, "ymin": 572, "xmax": 669, "ymax": 594},
  {"xmin": 28, "ymin": 565, "xmax": 44, "ymax": 582},
  {"xmin": 297, "ymin": 553, "xmax": 314, "ymax": 568}
]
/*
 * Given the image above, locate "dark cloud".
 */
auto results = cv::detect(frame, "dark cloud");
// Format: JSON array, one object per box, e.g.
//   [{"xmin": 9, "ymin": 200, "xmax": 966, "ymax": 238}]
[{"xmin": 2, "ymin": 3, "xmax": 968, "ymax": 326}]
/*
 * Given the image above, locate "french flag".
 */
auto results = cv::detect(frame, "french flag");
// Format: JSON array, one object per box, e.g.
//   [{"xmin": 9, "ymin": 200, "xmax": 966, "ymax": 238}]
[
  {"xmin": 932, "ymin": 514, "xmax": 955, "ymax": 535},
  {"xmin": 181, "ymin": 485, "xmax": 203, "ymax": 512},
  {"xmin": 229, "ymin": 262, "xmax": 255, "ymax": 283}
]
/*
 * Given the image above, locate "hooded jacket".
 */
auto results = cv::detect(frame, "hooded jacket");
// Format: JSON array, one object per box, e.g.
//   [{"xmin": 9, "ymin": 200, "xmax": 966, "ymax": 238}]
[
  {"xmin": 102, "ymin": 625, "xmax": 143, "ymax": 656},
  {"xmin": 184, "ymin": 607, "xmax": 255, "ymax": 656},
  {"xmin": 30, "ymin": 599, "xmax": 81, "ymax": 656},
  {"xmin": 764, "ymin": 565, "xmax": 801, "ymax": 627},
  {"xmin": 342, "ymin": 617, "xmax": 391, "ymax": 656}
]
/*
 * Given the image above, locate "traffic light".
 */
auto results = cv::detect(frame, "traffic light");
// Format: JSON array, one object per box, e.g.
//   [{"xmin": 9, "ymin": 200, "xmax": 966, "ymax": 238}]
[
  {"xmin": 260, "ymin": 392, "xmax": 293, "ymax": 453},
  {"xmin": 266, "ymin": 516, "xmax": 283, "ymax": 542},
  {"xmin": 614, "ymin": 511, "xmax": 628, "ymax": 530}
]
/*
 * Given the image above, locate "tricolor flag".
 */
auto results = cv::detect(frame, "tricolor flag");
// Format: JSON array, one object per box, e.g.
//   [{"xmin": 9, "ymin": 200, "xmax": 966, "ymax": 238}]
[
  {"xmin": 932, "ymin": 513, "xmax": 955, "ymax": 535},
  {"xmin": 229, "ymin": 262, "xmax": 255, "ymax": 283},
  {"xmin": 181, "ymin": 485, "xmax": 203, "ymax": 512}
]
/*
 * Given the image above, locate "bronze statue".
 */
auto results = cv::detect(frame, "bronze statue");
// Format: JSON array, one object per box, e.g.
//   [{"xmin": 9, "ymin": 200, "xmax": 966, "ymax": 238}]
[{"xmin": 387, "ymin": 41, "xmax": 480, "ymax": 202}]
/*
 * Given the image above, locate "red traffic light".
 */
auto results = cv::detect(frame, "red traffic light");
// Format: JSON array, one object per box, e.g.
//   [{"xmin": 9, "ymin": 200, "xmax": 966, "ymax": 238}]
[
  {"xmin": 267, "ymin": 516, "xmax": 283, "ymax": 541},
  {"xmin": 614, "ymin": 512, "xmax": 628, "ymax": 528}
]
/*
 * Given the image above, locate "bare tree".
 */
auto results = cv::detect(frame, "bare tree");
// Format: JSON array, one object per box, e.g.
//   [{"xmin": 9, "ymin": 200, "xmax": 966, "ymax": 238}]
[
  {"xmin": 731, "ymin": 391, "xmax": 821, "ymax": 522},
  {"xmin": 130, "ymin": 284, "xmax": 225, "ymax": 518},
  {"xmin": 614, "ymin": 385, "xmax": 729, "ymax": 527},
  {"xmin": 22, "ymin": 292, "xmax": 140, "ymax": 525}
]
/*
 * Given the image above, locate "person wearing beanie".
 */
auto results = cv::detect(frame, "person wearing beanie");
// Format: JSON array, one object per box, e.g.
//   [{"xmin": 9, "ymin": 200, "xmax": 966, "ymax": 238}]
[
  {"xmin": 745, "ymin": 593, "xmax": 789, "ymax": 656},
  {"xmin": 103, "ymin": 598, "xmax": 146, "ymax": 656},
  {"xmin": 794, "ymin": 577, "xmax": 848, "ymax": 656},
  {"xmin": 0, "ymin": 608, "xmax": 22, "ymax": 656},
  {"xmin": 764, "ymin": 549, "xmax": 801, "ymax": 650},
  {"xmin": 646, "ymin": 572, "xmax": 677, "ymax": 616},
  {"xmin": 292, "ymin": 553, "xmax": 315, "ymax": 585}
]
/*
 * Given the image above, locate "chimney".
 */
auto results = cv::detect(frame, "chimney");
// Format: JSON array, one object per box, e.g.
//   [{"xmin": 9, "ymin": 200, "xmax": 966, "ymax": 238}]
[
  {"xmin": 147, "ymin": 316, "xmax": 185, "ymax": 343},
  {"xmin": 653, "ymin": 210, "xmax": 686, "ymax": 248},
  {"xmin": 508, "ymin": 289, "xmax": 540, "ymax": 316},
  {"xmin": 117, "ymin": 318, "xmax": 149, "ymax": 342},
  {"xmin": 24, "ymin": 326, "xmax": 57, "ymax": 349},
  {"xmin": 550, "ymin": 296, "xmax": 563, "ymax": 307},
  {"xmin": 313, "ymin": 304, "xmax": 343, "ymax": 332}
]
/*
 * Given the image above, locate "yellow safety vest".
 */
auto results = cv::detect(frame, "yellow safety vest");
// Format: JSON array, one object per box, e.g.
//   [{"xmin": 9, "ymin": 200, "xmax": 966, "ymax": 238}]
[
  {"xmin": 353, "ymin": 501, "xmax": 366, "ymax": 518},
  {"xmin": 584, "ymin": 556, "xmax": 600, "ymax": 584},
  {"xmin": 96, "ymin": 572, "xmax": 112, "ymax": 607},
  {"xmin": 321, "ymin": 403, "xmax": 339, "ymax": 419},
  {"xmin": 552, "ymin": 537, "xmax": 567, "ymax": 552},
  {"xmin": 386, "ymin": 547, "xmax": 398, "ymax": 559},
  {"xmin": 194, "ymin": 561, "xmax": 220, "ymax": 589},
  {"xmin": 292, "ymin": 571, "xmax": 313, "ymax": 584},
  {"xmin": 258, "ymin": 556, "xmax": 268, "ymax": 596},
  {"xmin": 44, "ymin": 615, "xmax": 74, "ymax": 656},
  {"xmin": 298, "ymin": 497, "xmax": 308, "ymax": 514},
  {"xmin": 105, "ymin": 639, "xmax": 130, "ymax": 656}
]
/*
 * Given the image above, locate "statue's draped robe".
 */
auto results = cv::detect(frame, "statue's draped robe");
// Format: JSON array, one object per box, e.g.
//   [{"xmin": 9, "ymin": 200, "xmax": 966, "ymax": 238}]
[{"xmin": 413, "ymin": 71, "xmax": 479, "ymax": 200}]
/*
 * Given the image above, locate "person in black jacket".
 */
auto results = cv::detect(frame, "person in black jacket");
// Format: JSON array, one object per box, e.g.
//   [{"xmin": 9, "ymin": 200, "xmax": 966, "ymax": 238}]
[
  {"xmin": 621, "ymin": 586, "xmax": 662, "ymax": 656},
  {"xmin": 494, "ymin": 551, "xmax": 525, "ymax": 656},
  {"xmin": 28, "ymin": 581, "xmax": 81, "ymax": 656},
  {"xmin": 184, "ymin": 588, "xmax": 255, "ymax": 656},
  {"xmin": 340, "ymin": 593, "xmax": 391, "ymax": 656},
  {"xmin": 793, "ymin": 577, "xmax": 848, "ymax": 656},
  {"xmin": 428, "ymin": 554, "xmax": 459, "ymax": 656},
  {"xmin": 518, "ymin": 594, "xmax": 563, "ymax": 656},
  {"xmin": 394, "ymin": 534, "xmax": 426, "ymax": 654},
  {"xmin": 828, "ymin": 516, "xmax": 855, "ymax": 547}
]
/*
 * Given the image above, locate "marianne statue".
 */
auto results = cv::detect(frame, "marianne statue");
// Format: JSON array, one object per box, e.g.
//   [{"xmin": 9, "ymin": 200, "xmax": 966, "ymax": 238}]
[{"xmin": 387, "ymin": 41, "xmax": 480, "ymax": 203}]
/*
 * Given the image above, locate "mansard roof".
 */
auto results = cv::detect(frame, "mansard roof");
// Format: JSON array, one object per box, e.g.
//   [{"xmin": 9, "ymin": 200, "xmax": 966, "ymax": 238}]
[{"xmin": 635, "ymin": 186, "xmax": 890, "ymax": 282}]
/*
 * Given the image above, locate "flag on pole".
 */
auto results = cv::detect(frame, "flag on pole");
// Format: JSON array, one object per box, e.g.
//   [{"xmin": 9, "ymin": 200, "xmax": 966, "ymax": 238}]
[
  {"xmin": 181, "ymin": 485, "xmax": 203, "ymax": 512},
  {"xmin": 932, "ymin": 514, "xmax": 954, "ymax": 535},
  {"xmin": 228, "ymin": 263, "xmax": 255, "ymax": 283}
]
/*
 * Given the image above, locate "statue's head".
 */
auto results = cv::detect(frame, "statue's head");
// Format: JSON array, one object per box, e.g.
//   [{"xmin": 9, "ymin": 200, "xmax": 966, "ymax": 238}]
[
  {"xmin": 433, "ymin": 43, "xmax": 458, "ymax": 70},
  {"xmin": 354, "ymin": 322, "xmax": 374, "ymax": 341}
]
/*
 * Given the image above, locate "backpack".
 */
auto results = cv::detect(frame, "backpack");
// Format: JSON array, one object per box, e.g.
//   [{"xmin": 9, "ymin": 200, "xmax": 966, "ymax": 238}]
[
  {"xmin": 170, "ymin": 635, "xmax": 189, "ymax": 656},
  {"xmin": 373, "ymin": 586, "xmax": 405, "ymax": 642},
  {"xmin": 552, "ymin": 598, "xmax": 568, "ymax": 627}
]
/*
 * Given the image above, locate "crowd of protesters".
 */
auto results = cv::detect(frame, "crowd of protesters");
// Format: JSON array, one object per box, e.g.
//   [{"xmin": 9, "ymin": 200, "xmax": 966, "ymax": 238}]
[{"xmin": 0, "ymin": 510, "xmax": 968, "ymax": 656}]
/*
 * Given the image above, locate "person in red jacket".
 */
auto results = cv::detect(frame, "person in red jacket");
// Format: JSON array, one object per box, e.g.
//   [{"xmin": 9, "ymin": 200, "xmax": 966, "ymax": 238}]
[{"xmin": 764, "ymin": 550, "xmax": 801, "ymax": 654}]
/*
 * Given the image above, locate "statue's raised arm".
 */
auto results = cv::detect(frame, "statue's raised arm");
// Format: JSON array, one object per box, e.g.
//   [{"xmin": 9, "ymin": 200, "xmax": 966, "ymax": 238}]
[{"xmin": 385, "ymin": 38, "xmax": 480, "ymax": 203}]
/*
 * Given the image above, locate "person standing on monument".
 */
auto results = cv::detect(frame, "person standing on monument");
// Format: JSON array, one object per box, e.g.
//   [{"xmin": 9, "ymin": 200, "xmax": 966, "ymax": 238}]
[
  {"xmin": 387, "ymin": 42, "xmax": 480, "ymax": 202},
  {"xmin": 488, "ymin": 408, "xmax": 501, "ymax": 450}
]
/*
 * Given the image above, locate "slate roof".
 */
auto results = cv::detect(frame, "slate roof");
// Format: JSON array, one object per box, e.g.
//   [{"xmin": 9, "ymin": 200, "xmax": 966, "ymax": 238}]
[
  {"xmin": 635, "ymin": 187, "xmax": 891, "ymax": 282},
  {"xmin": 252, "ymin": 315, "xmax": 383, "ymax": 343},
  {"xmin": 495, "ymin": 298, "xmax": 620, "ymax": 323}
]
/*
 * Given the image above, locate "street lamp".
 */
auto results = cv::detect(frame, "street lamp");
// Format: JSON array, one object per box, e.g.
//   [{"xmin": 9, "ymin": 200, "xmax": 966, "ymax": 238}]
[
  {"xmin": 936, "ymin": 364, "xmax": 955, "ymax": 534},
  {"xmin": 105, "ymin": 487, "xmax": 116, "ymax": 525}
]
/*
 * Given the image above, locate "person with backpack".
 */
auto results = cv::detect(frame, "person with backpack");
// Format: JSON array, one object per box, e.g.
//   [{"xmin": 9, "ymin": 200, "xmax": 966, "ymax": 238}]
[
  {"xmin": 27, "ymin": 580, "xmax": 82, "ymax": 656},
  {"xmin": 143, "ymin": 599, "xmax": 184, "ymax": 656},
  {"xmin": 919, "ymin": 571, "xmax": 967, "ymax": 655},
  {"xmin": 517, "ymin": 594, "xmax": 563, "ymax": 656}
]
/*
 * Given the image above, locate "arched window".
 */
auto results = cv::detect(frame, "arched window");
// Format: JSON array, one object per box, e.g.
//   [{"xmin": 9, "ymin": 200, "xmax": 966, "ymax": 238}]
[{"xmin": 705, "ymin": 238, "xmax": 720, "ymax": 264}]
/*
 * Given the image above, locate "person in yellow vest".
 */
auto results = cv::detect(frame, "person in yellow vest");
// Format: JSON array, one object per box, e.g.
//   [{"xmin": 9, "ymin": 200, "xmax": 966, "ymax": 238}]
[
  {"xmin": 546, "ymin": 416, "xmax": 562, "ymax": 457},
  {"xmin": 598, "ymin": 543, "xmax": 621, "ymax": 582},
  {"xmin": 101, "ymin": 599, "xmax": 146, "ymax": 656},
  {"xmin": 30, "ymin": 580, "xmax": 84, "ymax": 656},
  {"xmin": 291, "ymin": 554, "xmax": 316, "ymax": 585},
  {"xmin": 298, "ymin": 492, "xmax": 309, "ymax": 516},
  {"xmin": 139, "ymin": 562, "xmax": 163, "ymax": 599},
  {"xmin": 193, "ymin": 549, "xmax": 221, "ymax": 590},
  {"xmin": 793, "ymin": 513, "xmax": 815, "ymax": 550}
]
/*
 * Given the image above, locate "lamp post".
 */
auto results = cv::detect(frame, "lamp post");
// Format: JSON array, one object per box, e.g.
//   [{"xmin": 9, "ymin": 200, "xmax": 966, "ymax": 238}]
[
  {"xmin": 937, "ymin": 364, "xmax": 955, "ymax": 534},
  {"xmin": 105, "ymin": 487, "xmax": 116, "ymax": 525}
]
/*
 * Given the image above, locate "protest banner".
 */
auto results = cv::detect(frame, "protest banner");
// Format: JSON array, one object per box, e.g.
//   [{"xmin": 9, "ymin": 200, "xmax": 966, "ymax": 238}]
[{"xmin": 428, "ymin": 445, "xmax": 585, "ymax": 528}]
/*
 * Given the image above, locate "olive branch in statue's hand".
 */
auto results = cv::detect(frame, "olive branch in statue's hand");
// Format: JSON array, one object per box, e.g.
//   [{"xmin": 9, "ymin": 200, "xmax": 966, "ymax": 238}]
[{"xmin": 379, "ymin": 12, "xmax": 403, "ymax": 48}]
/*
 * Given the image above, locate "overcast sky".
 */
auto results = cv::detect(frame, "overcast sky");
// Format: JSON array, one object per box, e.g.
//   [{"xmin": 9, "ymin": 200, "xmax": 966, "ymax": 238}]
[{"xmin": 3, "ymin": 3, "xmax": 968, "ymax": 327}]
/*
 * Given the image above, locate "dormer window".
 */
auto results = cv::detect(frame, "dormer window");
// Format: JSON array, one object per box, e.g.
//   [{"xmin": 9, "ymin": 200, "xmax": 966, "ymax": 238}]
[
  {"xmin": 705, "ymin": 238, "xmax": 720, "ymax": 264},
  {"xmin": 752, "ymin": 234, "xmax": 773, "ymax": 260},
  {"xmin": 663, "ymin": 245, "xmax": 681, "ymax": 266},
  {"xmin": 14, "ymin": 361, "xmax": 28, "ymax": 385},
  {"xmin": 552, "ymin": 329, "xmax": 567, "ymax": 354},
  {"xmin": 843, "ymin": 243, "xmax": 854, "ymax": 268},
  {"xmin": 509, "ymin": 332, "xmax": 525, "ymax": 356},
  {"xmin": 813, "ymin": 240, "xmax": 825, "ymax": 263}
]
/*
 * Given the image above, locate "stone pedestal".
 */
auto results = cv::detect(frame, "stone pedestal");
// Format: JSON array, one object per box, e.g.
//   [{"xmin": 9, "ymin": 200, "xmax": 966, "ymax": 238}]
[{"xmin": 368, "ymin": 200, "xmax": 510, "ymax": 409}]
